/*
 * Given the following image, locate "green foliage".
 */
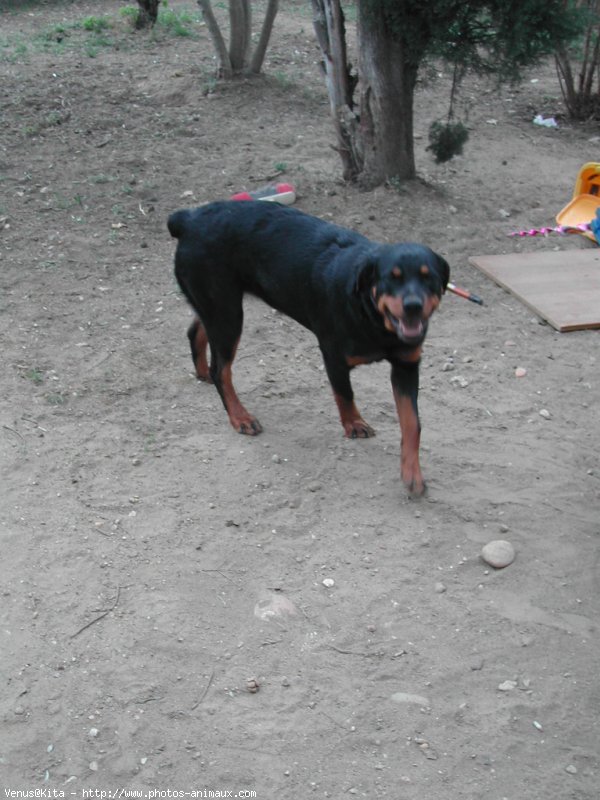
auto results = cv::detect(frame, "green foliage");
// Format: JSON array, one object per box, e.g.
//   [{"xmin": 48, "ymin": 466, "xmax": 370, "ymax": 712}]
[
  {"xmin": 119, "ymin": 6, "xmax": 140, "ymax": 25},
  {"xmin": 1, "ymin": 3, "xmax": 201, "ymax": 63},
  {"xmin": 120, "ymin": 4, "xmax": 199, "ymax": 36},
  {"xmin": 82, "ymin": 16, "xmax": 111, "ymax": 33},
  {"xmin": 387, "ymin": 175, "xmax": 408, "ymax": 193},
  {"xmin": 157, "ymin": 7, "xmax": 197, "ymax": 36},
  {"xmin": 355, "ymin": 0, "xmax": 581, "ymax": 175},
  {"xmin": 427, "ymin": 120, "xmax": 469, "ymax": 163},
  {"xmin": 46, "ymin": 392, "xmax": 67, "ymax": 406},
  {"xmin": 24, "ymin": 367, "xmax": 44, "ymax": 385},
  {"xmin": 363, "ymin": 0, "xmax": 582, "ymax": 80},
  {"xmin": 273, "ymin": 70, "xmax": 293, "ymax": 89}
]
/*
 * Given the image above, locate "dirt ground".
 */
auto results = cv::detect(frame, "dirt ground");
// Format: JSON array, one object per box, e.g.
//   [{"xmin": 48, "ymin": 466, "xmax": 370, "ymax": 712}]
[{"xmin": 1, "ymin": 1, "xmax": 599, "ymax": 797}]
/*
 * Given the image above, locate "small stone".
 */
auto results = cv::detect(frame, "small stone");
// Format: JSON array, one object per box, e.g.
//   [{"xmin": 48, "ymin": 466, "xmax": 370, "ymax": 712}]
[
  {"xmin": 322, "ymin": 578, "xmax": 335, "ymax": 588},
  {"xmin": 539, "ymin": 408, "xmax": 551, "ymax": 419},
  {"xmin": 271, "ymin": 454, "xmax": 281, "ymax": 464},
  {"xmin": 88, "ymin": 728, "xmax": 99, "ymax": 737},
  {"xmin": 565, "ymin": 764, "xmax": 577, "ymax": 775},
  {"xmin": 450, "ymin": 375, "xmax": 469, "ymax": 388},
  {"xmin": 434, "ymin": 582, "xmax": 447, "ymax": 594},
  {"xmin": 246, "ymin": 677, "xmax": 260, "ymax": 693},
  {"xmin": 515, "ymin": 367, "xmax": 527, "ymax": 378},
  {"xmin": 442, "ymin": 362, "xmax": 454, "ymax": 372},
  {"xmin": 254, "ymin": 592, "xmax": 298, "ymax": 621},
  {"xmin": 481, "ymin": 540, "xmax": 515, "ymax": 569},
  {"xmin": 281, "ymin": 677, "xmax": 290, "ymax": 687},
  {"xmin": 498, "ymin": 680, "xmax": 518, "ymax": 692},
  {"xmin": 308, "ymin": 481, "xmax": 322, "ymax": 492},
  {"xmin": 89, "ymin": 761, "xmax": 99, "ymax": 772},
  {"xmin": 391, "ymin": 692, "xmax": 430, "ymax": 707},
  {"xmin": 131, "ymin": 457, "xmax": 142, "ymax": 466}
]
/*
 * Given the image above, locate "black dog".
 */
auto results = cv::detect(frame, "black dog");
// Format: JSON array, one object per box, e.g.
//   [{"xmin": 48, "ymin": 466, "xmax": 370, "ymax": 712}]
[{"xmin": 168, "ymin": 201, "xmax": 449, "ymax": 495}]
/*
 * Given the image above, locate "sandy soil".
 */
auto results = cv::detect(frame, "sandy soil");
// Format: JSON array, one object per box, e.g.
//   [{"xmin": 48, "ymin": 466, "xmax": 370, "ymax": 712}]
[{"xmin": 1, "ymin": 1, "xmax": 598, "ymax": 797}]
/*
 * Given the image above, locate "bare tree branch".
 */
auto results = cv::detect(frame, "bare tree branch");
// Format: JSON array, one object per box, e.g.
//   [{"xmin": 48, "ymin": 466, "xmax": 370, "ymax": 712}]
[
  {"xmin": 249, "ymin": 0, "xmax": 279, "ymax": 75},
  {"xmin": 197, "ymin": 0, "xmax": 234, "ymax": 78}
]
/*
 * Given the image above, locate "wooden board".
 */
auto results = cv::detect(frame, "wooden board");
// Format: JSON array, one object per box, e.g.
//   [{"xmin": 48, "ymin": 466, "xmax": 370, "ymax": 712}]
[{"xmin": 469, "ymin": 249, "xmax": 600, "ymax": 332}]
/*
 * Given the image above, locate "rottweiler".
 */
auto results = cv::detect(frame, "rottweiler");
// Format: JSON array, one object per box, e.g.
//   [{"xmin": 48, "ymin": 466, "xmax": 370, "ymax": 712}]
[{"xmin": 167, "ymin": 200, "xmax": 449, "ymax": 495}]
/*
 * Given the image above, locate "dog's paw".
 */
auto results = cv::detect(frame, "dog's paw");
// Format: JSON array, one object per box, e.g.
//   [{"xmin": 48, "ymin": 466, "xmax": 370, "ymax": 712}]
[
  {"xmin": 234, "ymin": 417, "xmax": 263, "ymax": 436},
  {"xmin": 195, "ymin": 369, "xmax": 213, "ymax": 383},
  {"xmin": 406, "ymin": 479, "xmax": 427, "ymax": 497},
  {"xmin": 344, "ymin": 419, "xmax": 376, "ymax": 439},
  {"xmin": 402, "ymin": 470, "xmax": 427, "ymax": 497}
]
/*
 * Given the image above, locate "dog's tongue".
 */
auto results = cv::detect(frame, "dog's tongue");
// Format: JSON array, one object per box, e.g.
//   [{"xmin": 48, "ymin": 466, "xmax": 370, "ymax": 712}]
[
  {"xmin": 399, "ymin": 319, "xmax": 423, "ymax": 340},
  {"xmin": 385, "ymin": 310, "xmax": 424, "ymax": 341}
]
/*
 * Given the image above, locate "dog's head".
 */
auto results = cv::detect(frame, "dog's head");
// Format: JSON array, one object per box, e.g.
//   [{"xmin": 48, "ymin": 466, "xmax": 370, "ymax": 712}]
[{"xmin": 358, "ymin": 243, "xmax": 450, "ymax": 346}]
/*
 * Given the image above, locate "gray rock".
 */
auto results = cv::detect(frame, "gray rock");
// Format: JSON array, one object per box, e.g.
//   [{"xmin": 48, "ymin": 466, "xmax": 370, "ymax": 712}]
[{"xmin": 481, "ymin": 540, "xmax": 515, "ymax": 569}]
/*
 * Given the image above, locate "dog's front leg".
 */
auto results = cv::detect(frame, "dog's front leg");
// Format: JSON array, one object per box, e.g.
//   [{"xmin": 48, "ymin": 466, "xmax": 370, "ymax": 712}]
[
  {"xmin": 320, "ymin": 347, "xmax": 375, "ymax": 439},
  {"xmin": 390, "ymin": 355, "xmax": 425, "ymax": 496}
]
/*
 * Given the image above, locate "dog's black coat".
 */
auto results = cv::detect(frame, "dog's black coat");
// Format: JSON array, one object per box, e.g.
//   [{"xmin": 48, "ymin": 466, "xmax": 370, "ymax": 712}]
[{"xmin": 168, "ymin": 200, "xmax": 449, "ymax": 494}]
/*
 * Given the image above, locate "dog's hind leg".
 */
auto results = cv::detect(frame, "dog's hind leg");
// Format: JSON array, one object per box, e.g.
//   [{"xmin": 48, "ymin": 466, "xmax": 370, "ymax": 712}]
[
  {"xmin": 203, "ymin": 303, "xmax": 263, "ymax": 436},
  {"xmin": 187, "ymin": 317, "xmax": 211, "ymax": 382}
]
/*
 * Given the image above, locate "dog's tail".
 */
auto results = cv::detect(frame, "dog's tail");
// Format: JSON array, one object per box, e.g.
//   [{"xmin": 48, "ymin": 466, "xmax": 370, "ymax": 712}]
[{"xmin": 167, "ymin": 209, "xmax": 188, "ymax": 240}]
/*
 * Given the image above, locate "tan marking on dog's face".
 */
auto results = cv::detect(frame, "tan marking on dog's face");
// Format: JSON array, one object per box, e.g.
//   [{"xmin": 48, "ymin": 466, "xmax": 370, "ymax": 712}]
[
  {"xmin": 420, "ymin": 265, "xmax": 430, "ymax": 276},
  {"xmin": 372, "ymin": 284, "xmax": 441, "ymax": 341},
  {"xmin": 374, "ymin": 292, "xmax": 438, "ymax": 328}
]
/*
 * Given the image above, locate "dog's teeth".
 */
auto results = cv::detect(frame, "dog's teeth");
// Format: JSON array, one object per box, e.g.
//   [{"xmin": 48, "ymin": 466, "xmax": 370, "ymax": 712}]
[{"xmin": 399, "ymin": 320, "xmax": 423, "ymax": 340}]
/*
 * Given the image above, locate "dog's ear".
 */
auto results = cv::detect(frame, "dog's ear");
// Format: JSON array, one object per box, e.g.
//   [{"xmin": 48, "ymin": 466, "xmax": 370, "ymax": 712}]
[
  {"xmin": 436, "ymin": 254, "xmax": 450, "ymax": 294},
  {"xmin": 354, "ymin": 255, "xmax": 378, "ymax": 295}
]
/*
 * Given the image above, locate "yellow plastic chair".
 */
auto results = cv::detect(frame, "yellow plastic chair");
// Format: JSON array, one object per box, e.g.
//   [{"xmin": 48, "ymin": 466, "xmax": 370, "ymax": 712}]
[{"xmin": 556, "ymin": 162, "xmax": 600, "ymax": 240}]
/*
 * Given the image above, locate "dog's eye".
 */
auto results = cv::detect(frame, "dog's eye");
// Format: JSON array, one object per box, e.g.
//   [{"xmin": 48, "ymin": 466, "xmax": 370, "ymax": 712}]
[{"xmin": 420, "ymin": 266, "xmax": 437, "ymax": 287}]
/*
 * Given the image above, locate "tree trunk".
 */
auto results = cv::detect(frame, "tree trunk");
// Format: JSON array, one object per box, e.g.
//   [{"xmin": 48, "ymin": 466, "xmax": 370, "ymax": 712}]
[
  {"xmin": 312, "ymin": 0, "xmax": 419, "ymax": 186},
  {"xmin": 136, "ymin": 0, "xmax": 160, "ymax": 29},
  {"xmin": 229, "ymin": 0, "xmax": 252, "ymax": 72},
  {"xmin": 311, "ymin": 0, "xmax": 362, "ymax": 181},
  {"xmin": 356, "ymin": 0, "xmax": 418, "ymax": 186}
]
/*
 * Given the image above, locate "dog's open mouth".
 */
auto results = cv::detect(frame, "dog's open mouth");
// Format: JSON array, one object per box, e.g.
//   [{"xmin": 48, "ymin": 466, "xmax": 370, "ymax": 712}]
[{"xmin": 385, "ymin": 310, "xmax": 425, "ymax": 342}]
